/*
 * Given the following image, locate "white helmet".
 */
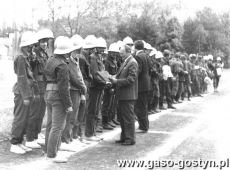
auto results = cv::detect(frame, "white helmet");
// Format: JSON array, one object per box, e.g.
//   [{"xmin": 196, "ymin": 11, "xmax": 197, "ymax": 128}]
[
  {"xmin": 37, "ymin": 28, "xmax": 54, "ymax": 40},
  {"xmin": 189, "ymin": 54, "xmax": 197, "ymax": 59},
  {"xmin": 108, "ymin": 43, "xmax": 120, "ymax": 53},
  {"xmin": 20, "ymin": 31, "xmax": 38, "ymax": 47},
  {"xmin": 145, "ymin": 43, "xmax": 152, "ymax": 50},
  {"xmin": 116, "ymin": 40, "xmax": 124, "ymax": 50},
  {"xmin": 54, "ymin": 36, "xmax": 73, "ymax": 55},
  {"xmin": 208, "ymin": 54, "xmax": 213, "ymax": 60},
  {"xmin": 96, "ymin": 37, "xmax": 107, "ymax": 48},
  {"xmin": 71, "ymin": 34, "xmax": 84, "ymax": 50},
  {"xmin": 149, "ymin": 48, "xmax": 157, "ymax": 57},
  {"xmin": 155, "ymin": 51, "xmax": 164, "ymax": 59},
  {"xmin": 83, "ymin": 35, "xmax": 97, "ymax": 49},
  {"xmin": 203, "ymin": 55, "xmax": 209, "ymax": 61},
  {"xmin": 123, "ymin": 36, "xmax": 134, "ymax": 45},
  {"xmin": 217, "ymin": 57, "xmax": 221, "ymax": 61}
]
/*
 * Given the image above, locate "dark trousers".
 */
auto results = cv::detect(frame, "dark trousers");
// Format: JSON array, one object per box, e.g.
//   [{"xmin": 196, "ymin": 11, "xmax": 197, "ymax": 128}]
[
  {"xmin": 176, "ymin": 81, "xmax": 184, "ymax": 101},
  {"xmin": 118, "ymin": 100, "xmax": 135, "ymax": 142},
  {"xmin": 159, "ymin": 79, "xmax": 172, "ymax": 107},
  {"xmin": 29, "ymin": 93, "xmax": 46, "ymax": 140},
  {"xmin": 213, "ymin": 76, "xmax": 220, "ymax": 89},
  {"xmin": 152, "ymin": 96, "xmax": 159, "ymax": 110},
  {"xmin": 85, "ymin": 88, "xmax": 103, "ymax": 137},
  {"xmin": 135, "ymin": 91, "xmax": 149, "ymax": 131},
  {"xmin": 73, "ymin": 98, "xmax": 86, "ymax": 138},
  {"xmin": 10, "ymin": 94, "xmax": 32, "ymax": 144},
  {"xmin": 101, "ymin": 89, "xmax": 116, "ymax": 123},
  {"xmin": 61, "ymin": 90, "xmax": 81, "ymax": 143},
  {"xmin": 45, "ymin": 100, "xmax": 67, "ymax": 158},
  {"xmin": 191, "ymin": 75, "xmax": 201, "ymax": 95},
  {"xmin": 171, "ymin": 76, "xmax": 179, "ymax": 97}
]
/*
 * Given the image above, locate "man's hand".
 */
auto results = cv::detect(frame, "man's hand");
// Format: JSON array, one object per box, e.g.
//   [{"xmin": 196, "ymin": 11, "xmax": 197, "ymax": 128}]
[
  {"xmin": 81, "ymin": 95, "xmax": 86, "ymax": 101},
  {"xmin": 23, "ymin": 99, "xmax": 30, "ymax": 106},
  {"xmin": 109, "ymin": 77, "xmax": 118, "ymax": 84},
  {"xmin": 66, "ymin": 107, "xmax": 73, "ymax": 114}
]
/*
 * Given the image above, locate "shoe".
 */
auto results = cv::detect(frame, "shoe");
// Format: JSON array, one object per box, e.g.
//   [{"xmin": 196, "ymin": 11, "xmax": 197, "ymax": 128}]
[
  {"xmin": 59, "ymin": 143, "xmax": 76, "ymax": 152},
  {"xmin": 38, "ymin": 133, "xmax": 45, "ymax": 139},
  {"xmin": 36, "ymin": 138, "xmax": 45, "ymax": 146},
  {"xmin": 172, "ymin": 100, "xmax": 177, "ymax": 104},
  {"xmin": 103, "ymin": 124, "xmax": 114, "ymax": 130},
  {"xmin": 188, "ymin": 98, "xmax": 191, "ymax": 101},
  {"xmin": 148, "ymin": 109, "xmax": 155, "ymax": 115},
  {"xmin": 197, "ymin": 94, "xmax": 203, "ymax": 97},
  {"xmin": 94, "ymin": 135, "xmax": 104, "ymax": 140},
  {"xmin": 78, "ymin": 137, "xmax": 91, "ymax": 144},
  {"xmin": 159, "ymin": 106, "xmax": 166, "ymax": 110},
  {"xmin": 108, "ymin": 121, "xmax": 116, "ymax": 128},
  {"xmin": 10, "ymin": 144, "xmax": 26, "ymax": 154},
  {"xmin": 25, "ymin": 141, "xmax": 41, "ymax": 149},
  {"xmin": 19, "ymin": 144, "xmax": 32, "ymax": 152},
  {"xmin": 153, "ymin": 109, "xmax": 161, "ymax": 113},
  {"xmin": 121, "ymin": 141, "xmax": 135, "ymax": 146},
  {"xmin": 96, "ymin": 127, "xmax": 103, "ymax": 133},
  {"xmin": 136, "ymin": 129, "xmax": 148, "ymax": 133},
  {"xmin": 112, "ymin": 119, "xmax": 120, "ymax": 125},
  {"xmin": 115, "ymin": 139, "xmax": 125, "ymax": 143},
  {"xmin": 168, "ymin": 105, "xmax": 176, "ymax": 109},
  {"xmin": 46, "ymin": 155, "xmax": 68, "ymax": 163},
  {"xmin": 84, "ymin": 136, "xmax": 101, "ymax": 142},
  {"xmin": 175, "ymin": 100, "xmax": 182, "ymax": 103}
]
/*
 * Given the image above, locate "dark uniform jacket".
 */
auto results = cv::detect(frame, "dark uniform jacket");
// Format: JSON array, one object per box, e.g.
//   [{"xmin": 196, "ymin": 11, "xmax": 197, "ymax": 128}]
[
  {"xmin": 44, "ymin": 55, "xmax": 72, "ymax": 110},
  {"xmin": 31, "ymin": 46, "xmax": 49, "ymax": 93},
  {"xmin": 134, "ymin": 50, "xmax": 151, "ymax": 92},
  {"xmin": 88, "ymin": 53, "xmax": 105, "ymax": 89},
  {"xmin": 104, "ymin": 56, "xmax": 118, "ymax": 76},
  {"xmin": 79, "ymin": 54, "xmax": 92, "ymax": 83},
  {"xmin": 68, "ymin": 55, "xmax": 87, "ymax": 95},
  {"xmin": 116, "ymin": 56, "xmax": 138, "ymax": 100},
  {"xmin": 13, "ymin": 53, "xmax": 39, "ymax": 100}
]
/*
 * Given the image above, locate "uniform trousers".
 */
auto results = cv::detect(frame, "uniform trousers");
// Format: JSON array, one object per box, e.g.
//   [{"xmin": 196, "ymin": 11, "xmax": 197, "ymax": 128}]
[
  {"xmin": 45, "ymin": 99, "xmax": 67, "ymax": 158},
  {"xmin": 10, "ymin": 94, "xmax": 33, "ymax": 144},
  {"xmin": 61, "ymin": 90, "xmax": 81, "ymax": 143},
  {"xmin": 85, "ymin": 88, "xmax": 103, "ymax": 137}
]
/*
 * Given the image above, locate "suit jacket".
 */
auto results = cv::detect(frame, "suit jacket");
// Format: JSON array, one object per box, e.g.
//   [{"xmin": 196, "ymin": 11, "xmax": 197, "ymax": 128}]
[
  {"xmin": 134, "ymin": 50, "xmax": 151, "ymax": 92},
  {"xmin": 116, "ymin": 56, "xmax": 138, "ymax": 100}
]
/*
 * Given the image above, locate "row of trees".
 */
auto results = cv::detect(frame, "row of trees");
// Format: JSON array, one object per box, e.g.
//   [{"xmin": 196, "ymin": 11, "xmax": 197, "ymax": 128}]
[{"xmin": 1, "ymin": 0, "xmax": 230, "ymax": 66}]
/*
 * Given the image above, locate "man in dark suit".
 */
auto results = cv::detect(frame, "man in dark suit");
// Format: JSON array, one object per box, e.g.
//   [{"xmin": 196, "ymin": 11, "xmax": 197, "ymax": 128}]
[
  {"xmin": 134, "ymin": 40, "xmax": 151, "ymax": 133},
  {"xmin": 109, "ymin": 44, "xmax": 138, "ymax": 145}
]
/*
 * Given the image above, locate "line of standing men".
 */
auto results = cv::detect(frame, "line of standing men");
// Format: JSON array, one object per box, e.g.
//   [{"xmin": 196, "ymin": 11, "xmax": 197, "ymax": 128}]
[{"xmin": 9, "ymin": 29, "xmax": 223, "ymax": 163}]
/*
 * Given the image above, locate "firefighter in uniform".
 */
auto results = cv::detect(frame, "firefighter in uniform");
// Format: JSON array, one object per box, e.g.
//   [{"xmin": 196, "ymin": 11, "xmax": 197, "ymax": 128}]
[
  {"xmin": 148, "ymin": 49, "xmax": 161, "ymax": 113},
  {"xmin": 84, "ymin": 36, "xmax": 106, "ymax": 141},
  {"xmin": 61, "ymin": 34, "xmax": 87, "ymax": 146},
  {"xmin": 27, "ymin": 29, "xmax": 54, "ymax": 148},
  {"xmin": 10, "ymin": 31, "xmax": 40, "ymax": 154},
  {"xmin": 44, "ymin": 36, "xmax": 73, "ymax": 163},
  {"xmin": 101, "ymin": 43, "xmax": 119, "ymax": 130},
  {"xmin": 159, "ymin": 50, "xmax": 175, "ymax": 110}
]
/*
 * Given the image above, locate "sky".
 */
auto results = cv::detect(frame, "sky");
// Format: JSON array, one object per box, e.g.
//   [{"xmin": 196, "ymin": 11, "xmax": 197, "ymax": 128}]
[{"xmin": 1, "ymin": 0, "xmax": 230, "ymax": 28}]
